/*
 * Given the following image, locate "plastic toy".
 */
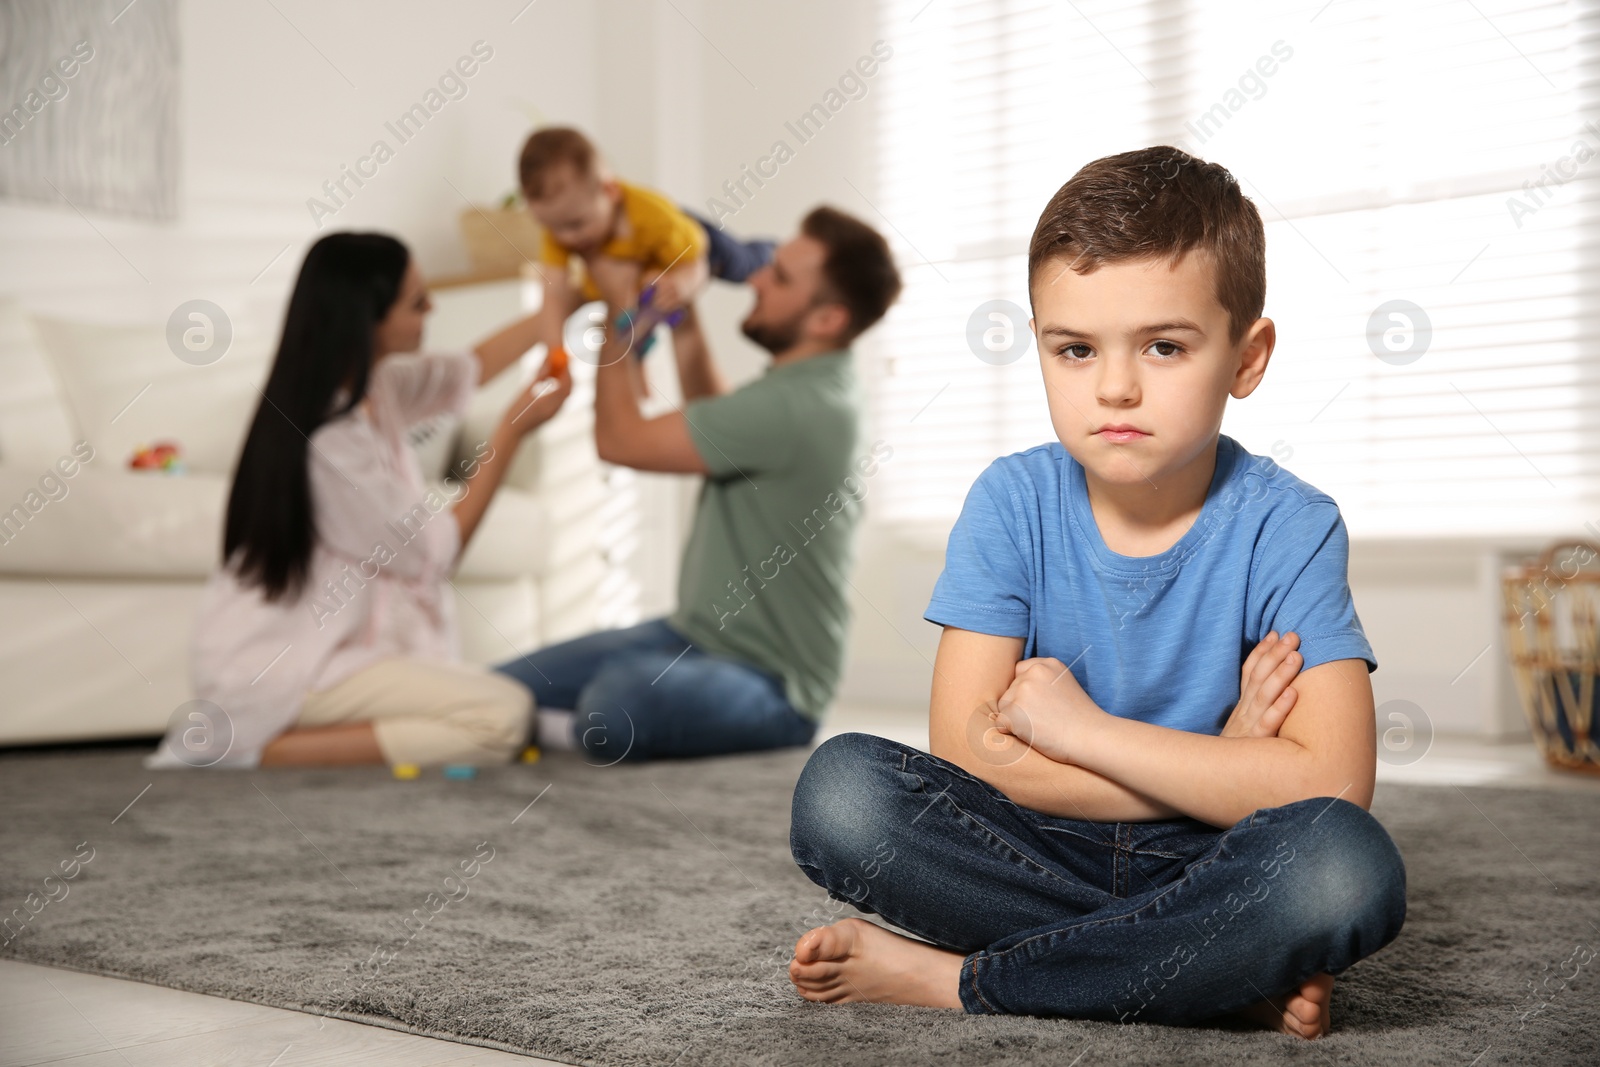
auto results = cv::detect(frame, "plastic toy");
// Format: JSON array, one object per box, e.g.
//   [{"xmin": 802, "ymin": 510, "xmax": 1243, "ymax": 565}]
[
  {"xmin": 614, "ymin": 285, "xmax": 689, "ymax": 360},
  {"xmin": 442, "ymin": 764, "xmax": 478, "ymax": 780},
  {"xmin": 392, "ymin": 763, "xmax": 421, "ymax": 779},
  {"xmin": 639, "ymin": 307, "xmax": 688, "ymax": 357},
  {"xmin": 519, "ymin": 745, "xmax": 542, "ymax": 764},
  {"xmin": 129, "ymin": 441, "xmax": 184, "ymax": 474},
  {"xmin": 546, "ymin": 345, "xmax": 569, "ymax": 377}
]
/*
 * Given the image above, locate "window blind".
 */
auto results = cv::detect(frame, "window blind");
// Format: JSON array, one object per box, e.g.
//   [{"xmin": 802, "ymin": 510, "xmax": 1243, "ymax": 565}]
[{"xmin": 868, "ymin": 0, "xmax": 1598, "ymax": 539}]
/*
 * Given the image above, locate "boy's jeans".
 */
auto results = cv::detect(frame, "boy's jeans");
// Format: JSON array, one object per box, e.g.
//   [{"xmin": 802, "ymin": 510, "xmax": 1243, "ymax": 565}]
[
  {"xmin": 682, "ymin": 207, "xmax": 776, "ymax": 283},
  {"xmin": 790, "ymin": 732, "xmax": 1407, "ymax": 1021},
  {"xmin": 494, "ymin": 617, "xmax": 816, "ymax": 762}
]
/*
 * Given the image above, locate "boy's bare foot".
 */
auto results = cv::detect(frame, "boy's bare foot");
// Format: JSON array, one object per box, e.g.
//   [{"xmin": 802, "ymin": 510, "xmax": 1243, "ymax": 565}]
[
  {"xmin": 788, "ymin": 917, "xmax": 965, "ymax": 1009},
  {"xmin": 792, "ymin": 918, "xmax": 1336, "ymax": 1036},
  {"xmin": 1234, "ymin": 972, "xmax": 1334, "ymax": 1038}
]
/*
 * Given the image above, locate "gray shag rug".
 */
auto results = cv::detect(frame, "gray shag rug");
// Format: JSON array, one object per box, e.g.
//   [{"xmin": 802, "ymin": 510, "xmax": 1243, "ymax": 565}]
[{"xmin": 1, "ymin": 744, "xmax": 1596, "ymax": 1066}]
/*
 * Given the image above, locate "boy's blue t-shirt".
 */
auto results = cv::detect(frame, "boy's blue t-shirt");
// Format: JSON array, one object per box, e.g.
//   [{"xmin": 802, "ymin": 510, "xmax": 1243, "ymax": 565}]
[{"xmin": 925, "ymin": 434, "xmax": 1377, "ymax": 736}]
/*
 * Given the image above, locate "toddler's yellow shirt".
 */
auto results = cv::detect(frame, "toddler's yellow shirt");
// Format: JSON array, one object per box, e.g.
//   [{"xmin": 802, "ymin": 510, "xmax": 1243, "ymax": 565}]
[{"xmin": 539, "ymin": 181, "xmax": 706, "ymax": 301}]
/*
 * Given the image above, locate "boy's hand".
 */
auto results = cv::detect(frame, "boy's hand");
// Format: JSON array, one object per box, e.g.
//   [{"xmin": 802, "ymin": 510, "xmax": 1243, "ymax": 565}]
[
  {"xmin": 990, "ymin": 656, "xmax": 1105, "ymax": 764},
  {"xmin": 1220, "ymin": 631, "xmax": 1303, "ymax": 739},
  {"xmin": 645, "ymin": 275, "xmax": 682, "ymax": 311},
  {"xmin": 648, "ymin": 256, "xmax": 709, "ymax": 311}
]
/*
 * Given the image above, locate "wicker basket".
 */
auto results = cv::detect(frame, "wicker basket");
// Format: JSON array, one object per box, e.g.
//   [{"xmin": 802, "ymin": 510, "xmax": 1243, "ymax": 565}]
[
  {"xmin": 1502, "ymin": 540, "xmax": 1600, "ymax": 774},
  {"xmin": 458, "ymin": 204, "xmax": 546, "ymax": 276}
]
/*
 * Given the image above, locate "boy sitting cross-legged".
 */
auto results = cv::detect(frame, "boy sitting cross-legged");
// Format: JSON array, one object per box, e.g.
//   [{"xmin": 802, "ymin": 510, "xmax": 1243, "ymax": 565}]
[{"xmin": 785, "ymin": 146, "xmax": 1406, "ymax": 1039}]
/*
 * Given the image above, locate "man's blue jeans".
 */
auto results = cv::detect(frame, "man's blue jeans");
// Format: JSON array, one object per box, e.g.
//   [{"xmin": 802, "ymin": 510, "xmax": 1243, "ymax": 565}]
[
  {"xmin": 789, "ymin": 732, "xmax": 1407, "ymax": 1022},
  {"xmin": 494, "ymin": 617, "xmax": 817, "ymax": 762}
]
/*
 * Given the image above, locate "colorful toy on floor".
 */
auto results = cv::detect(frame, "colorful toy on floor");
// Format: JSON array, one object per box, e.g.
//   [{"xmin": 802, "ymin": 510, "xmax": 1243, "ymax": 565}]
[
  {"xmin": 519, "ymin": 745, "xmax": 542, "ymax": 764},
  {"xmin": 443, "ymin": 764, "xmax": 478, "ymax": 780},
  {"xmin": 129, "ymin": 441, "xmax": 185, "ymax": 474},
  {"xmin": 392, "ymin": 763, "xmax": 421, "ymax": 779},
  {"xmin": 546, "ymin": 345, "xmax": 569, "ymax": 377}
]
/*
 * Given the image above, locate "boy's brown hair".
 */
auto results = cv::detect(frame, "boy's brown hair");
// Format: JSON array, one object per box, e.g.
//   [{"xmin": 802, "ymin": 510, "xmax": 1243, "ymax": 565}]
[
  {"xmin": 802, "ymin": 205, "xmax": 903, "ymax": 344},
  {"xmin": 518, "ymin": 126, "xmax": 602, "ymax": 199},
  {"xmin": 1027, "ymin": 146, "xmax": 1265, "ymax": 344}
]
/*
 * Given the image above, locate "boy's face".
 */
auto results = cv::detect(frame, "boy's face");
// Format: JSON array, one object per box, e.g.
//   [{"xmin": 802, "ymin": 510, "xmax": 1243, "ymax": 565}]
[
  {"xmin": 1028, "ymin": 249, "xmax": 1272, "ymax": 489},
  {"xmin": 526, "ymin": 164, "xmax": 620, "ymax": 254}
]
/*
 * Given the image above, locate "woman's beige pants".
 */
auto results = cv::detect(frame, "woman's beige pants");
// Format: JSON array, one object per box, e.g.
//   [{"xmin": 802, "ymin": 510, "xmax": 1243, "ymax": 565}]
[{"xmin": 298, "ymin": 659, "xmax": 533, "ymax": 766}]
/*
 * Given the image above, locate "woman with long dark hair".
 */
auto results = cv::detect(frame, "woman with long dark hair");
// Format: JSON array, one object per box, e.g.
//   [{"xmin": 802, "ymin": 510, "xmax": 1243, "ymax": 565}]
[{"xmin": 147, "ymin": 232, "xmax": 570, "ymax": 769}]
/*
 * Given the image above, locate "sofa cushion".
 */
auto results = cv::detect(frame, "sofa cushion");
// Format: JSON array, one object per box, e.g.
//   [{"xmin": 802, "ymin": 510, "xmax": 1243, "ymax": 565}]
[
  {"xmin": 0, "ymin": 465, "xmax": 551, "ymax": 582},
  {"xmin": 0, "ymin": 467, "xmax": 227, "ymax": 578},
  {"xmin": 30, "ymin": 315, "xmax": 272, "ymax": 477},
  {"xmin": 453, "ymin": 485, "xmax": 548, "ymax": 580},
  {"xmin": 0, "ymin": 300, "xmax": 78, "ymax": 466},
  {"xmin": 455, "ymin": 352, "xmax": 603, "ymax": 496}
]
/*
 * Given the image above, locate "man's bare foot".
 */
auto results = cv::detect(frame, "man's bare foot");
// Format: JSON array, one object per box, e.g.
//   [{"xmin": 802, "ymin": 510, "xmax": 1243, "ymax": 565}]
[
  {"xmin": 1234, "ymin": 973, "xmax": 1334, "ymax": 1038},
  {"xmin": 788, "ymin": 917, "xmax": 965, "ymax": 1009}
]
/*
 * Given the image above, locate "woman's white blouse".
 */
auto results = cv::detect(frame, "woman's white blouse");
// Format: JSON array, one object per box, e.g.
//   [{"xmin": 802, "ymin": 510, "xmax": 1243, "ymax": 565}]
[{"xmin": 146, "ymin": 351, "xmax": 480, "ymax": 769}]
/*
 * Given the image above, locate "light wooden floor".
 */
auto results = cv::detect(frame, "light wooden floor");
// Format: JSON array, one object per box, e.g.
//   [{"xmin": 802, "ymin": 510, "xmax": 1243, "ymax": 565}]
[
  {"xmin": 0, "ymin": 960, "xmax": 561, "ymax": 1066},
  {"xmin": 4, "ymin": 705, "xmax": 1596, "ymax": 1066}
]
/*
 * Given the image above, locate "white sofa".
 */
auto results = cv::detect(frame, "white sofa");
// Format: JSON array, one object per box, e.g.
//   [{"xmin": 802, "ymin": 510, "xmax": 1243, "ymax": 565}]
[{"xmin": 0, "ymin": 284, "xmax": 636, "ymax": 746}]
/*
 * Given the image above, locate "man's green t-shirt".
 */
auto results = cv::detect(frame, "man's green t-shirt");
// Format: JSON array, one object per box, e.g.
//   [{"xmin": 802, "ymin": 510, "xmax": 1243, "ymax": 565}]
[{"xmin": 670, "ymin": 350, "xmax": 885, "ymax": 720}]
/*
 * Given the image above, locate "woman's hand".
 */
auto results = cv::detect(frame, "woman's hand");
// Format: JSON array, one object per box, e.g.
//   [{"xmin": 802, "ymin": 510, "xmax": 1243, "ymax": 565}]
[
  {"xmin": 455, "ymin": 357, "xmax": 573, "ymax": 552},
  {"xmin": 499, "ymin": 357, "xmax": 572, "ymax": 438},
  {"xmin": 1220, "ymin": 631, "xmax": 1302, "ymax": 739}
]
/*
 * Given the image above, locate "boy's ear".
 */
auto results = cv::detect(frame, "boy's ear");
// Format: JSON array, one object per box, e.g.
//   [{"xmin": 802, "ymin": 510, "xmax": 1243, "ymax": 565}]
[
  {"xmin": 600, "ymin": 176, "xmax": 623, "ymax": 201},
  {"xmin": 1230, "ymin": 316, "xmax": 1276, "ymax": 400}
]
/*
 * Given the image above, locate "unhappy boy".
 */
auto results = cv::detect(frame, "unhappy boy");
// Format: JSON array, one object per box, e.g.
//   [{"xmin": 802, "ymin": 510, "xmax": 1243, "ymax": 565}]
[{"xmin": 785, "ymin": 145, "xmax": 1406, "ymax": 1039}]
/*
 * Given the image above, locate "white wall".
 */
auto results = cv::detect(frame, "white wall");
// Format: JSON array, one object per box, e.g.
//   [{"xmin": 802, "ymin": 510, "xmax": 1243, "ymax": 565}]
[{"xmin": 0, "ymin": 0, "xmax": 600, "ymax": 335}]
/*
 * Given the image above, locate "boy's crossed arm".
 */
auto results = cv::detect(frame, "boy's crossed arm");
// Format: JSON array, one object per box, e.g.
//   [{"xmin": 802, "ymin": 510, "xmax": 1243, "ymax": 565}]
[{"xmin": 928, "ymin": 627, "xmax": 1375, "ymax": 829}]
